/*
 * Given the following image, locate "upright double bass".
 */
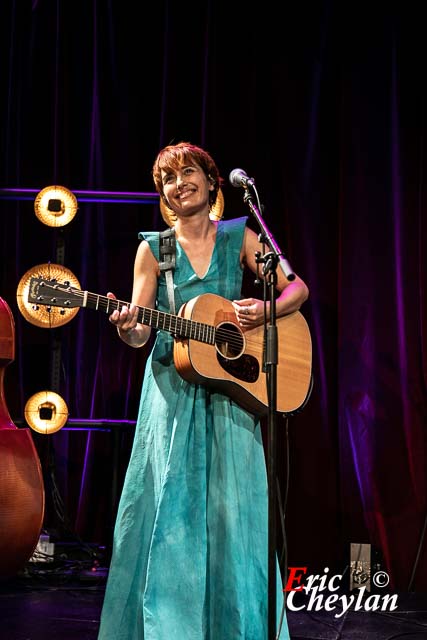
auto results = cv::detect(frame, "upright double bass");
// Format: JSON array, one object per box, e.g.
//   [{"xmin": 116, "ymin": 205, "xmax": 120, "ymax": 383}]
[{"xmin": 0, "ymin": 297, "xmax": 44, "ymax": 577}]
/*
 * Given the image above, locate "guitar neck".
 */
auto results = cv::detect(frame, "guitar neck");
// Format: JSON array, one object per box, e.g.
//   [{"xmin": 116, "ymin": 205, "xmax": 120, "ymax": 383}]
[{"xmin": 83, "ymin": 291, "xmax": 215, "ymax": 345}]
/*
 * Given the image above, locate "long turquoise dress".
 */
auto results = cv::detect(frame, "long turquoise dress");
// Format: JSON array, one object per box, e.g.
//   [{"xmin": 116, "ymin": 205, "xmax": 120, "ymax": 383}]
[{"xmin": 98, "ymin": 217, "xmax": 289, "ymax": 639}]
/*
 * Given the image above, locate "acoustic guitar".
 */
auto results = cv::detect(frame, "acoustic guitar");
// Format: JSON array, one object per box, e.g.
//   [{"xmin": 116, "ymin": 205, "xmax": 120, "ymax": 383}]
[{"xmin": 28, "ymin": 277, "xmax": 312, "ymax": 416}]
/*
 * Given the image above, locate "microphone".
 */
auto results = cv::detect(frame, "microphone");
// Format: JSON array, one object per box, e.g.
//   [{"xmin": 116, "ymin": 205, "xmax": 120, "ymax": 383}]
[{"xmin": 229, "ymin": 168, "xmax": 255, "ymax": 189}]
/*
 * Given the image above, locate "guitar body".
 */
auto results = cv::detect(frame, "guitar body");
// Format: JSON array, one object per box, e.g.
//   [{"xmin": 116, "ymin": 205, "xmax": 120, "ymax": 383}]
[{"xmin": 173, "ymin": 293, "xmax": 312, "ymax": 415}]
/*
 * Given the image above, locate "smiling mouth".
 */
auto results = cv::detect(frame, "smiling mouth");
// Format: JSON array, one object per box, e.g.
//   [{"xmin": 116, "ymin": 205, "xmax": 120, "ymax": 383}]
[{"xmin": 178, "ymin": 189, "xmax": 195, "ymax": 200}]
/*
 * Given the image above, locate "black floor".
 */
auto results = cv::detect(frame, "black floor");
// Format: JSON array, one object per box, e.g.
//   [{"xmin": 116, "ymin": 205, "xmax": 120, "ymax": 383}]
[{"xmin": 1, "ymin": 561, "xmax": 427, "ymax": 640}]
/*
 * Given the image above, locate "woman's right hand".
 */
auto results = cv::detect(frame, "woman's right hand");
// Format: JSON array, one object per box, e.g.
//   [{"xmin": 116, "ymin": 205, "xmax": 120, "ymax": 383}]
[{"xmin": 107, "ymin": 292, "xmax": 142, "ymax": 346}]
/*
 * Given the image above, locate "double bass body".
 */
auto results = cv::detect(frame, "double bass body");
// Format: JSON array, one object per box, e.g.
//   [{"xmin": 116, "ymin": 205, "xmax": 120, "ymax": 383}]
[{"xmin": 0, "ymin": 297, "xmax": 45, "ymax": 577}]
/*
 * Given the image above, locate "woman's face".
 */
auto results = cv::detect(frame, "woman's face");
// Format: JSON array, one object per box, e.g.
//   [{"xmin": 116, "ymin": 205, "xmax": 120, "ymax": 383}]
[{"xmin": 160, "ymin": 162, "xmax": 214, "ymax": 219}]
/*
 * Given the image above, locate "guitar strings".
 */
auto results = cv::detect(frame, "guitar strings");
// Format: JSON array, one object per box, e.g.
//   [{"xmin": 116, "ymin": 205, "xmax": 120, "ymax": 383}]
[{"xmin": 49, "ymin": 287, "xmax": 260, "ymax": 351}]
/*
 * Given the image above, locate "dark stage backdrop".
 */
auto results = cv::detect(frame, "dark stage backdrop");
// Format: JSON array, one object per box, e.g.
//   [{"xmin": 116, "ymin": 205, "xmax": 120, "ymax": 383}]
[{"xmin": 1, "ymin": 2, "xmax": 426, "ymax": 591}]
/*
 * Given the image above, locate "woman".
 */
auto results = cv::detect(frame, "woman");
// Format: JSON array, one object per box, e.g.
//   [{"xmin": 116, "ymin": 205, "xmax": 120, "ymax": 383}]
[{"xmin": 98, "ymin": 142, "xmax": 309, "ymax": 639}]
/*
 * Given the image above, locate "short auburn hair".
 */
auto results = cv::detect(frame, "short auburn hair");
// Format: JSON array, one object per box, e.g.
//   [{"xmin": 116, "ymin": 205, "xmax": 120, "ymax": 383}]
[{"xmin": 152, "ymin": 141, "xmax": 223, "ymax": 209}]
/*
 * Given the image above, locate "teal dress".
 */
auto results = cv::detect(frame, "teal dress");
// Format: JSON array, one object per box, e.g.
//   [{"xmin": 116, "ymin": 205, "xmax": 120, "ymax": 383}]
[{"xmin": 98, "ymin": 217, "xmax": 289, "ymax": 639}]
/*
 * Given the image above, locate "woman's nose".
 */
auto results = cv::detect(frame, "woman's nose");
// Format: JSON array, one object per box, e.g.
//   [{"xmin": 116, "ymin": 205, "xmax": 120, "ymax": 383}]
[{"xmin": 176, "ymin": 172, "xmax": 186, "ymax": 187}]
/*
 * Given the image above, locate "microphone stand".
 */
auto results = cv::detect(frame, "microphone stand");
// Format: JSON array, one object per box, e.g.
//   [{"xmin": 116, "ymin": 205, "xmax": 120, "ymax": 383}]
[{"xmin": 241, "ymin": 185, "xmax": 295, "ymax": 640}]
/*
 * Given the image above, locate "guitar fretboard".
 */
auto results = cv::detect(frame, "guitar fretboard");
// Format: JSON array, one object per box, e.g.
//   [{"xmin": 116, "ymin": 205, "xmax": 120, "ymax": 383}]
[{"xmin": 84, "ymin": 292, "xmax": 217, "ymax": 345}]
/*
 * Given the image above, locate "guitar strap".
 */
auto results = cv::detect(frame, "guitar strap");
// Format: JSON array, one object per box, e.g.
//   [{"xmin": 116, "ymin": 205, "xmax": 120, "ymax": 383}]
[{"xmin": 158, "ymin": 228, "xmax": 176, "ymax": 314}]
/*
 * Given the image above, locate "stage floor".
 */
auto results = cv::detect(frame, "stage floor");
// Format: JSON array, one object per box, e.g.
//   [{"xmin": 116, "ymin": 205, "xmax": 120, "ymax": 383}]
[{"xmin": 1, "ymin": 565, "xmax": 427, "ymax": 639}]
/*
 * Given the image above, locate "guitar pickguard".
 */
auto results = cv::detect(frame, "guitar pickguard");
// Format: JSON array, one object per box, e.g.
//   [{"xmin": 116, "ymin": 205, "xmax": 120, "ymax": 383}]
[{"xmin": 216, "ymin": 352, "xmax": 260, "ymax": 383}]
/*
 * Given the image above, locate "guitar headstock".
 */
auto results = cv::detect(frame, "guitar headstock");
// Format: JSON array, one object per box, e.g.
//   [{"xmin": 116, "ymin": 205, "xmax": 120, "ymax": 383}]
[{"xmin": 27, "ymin": 277, "xmax": 84, "ymax": 309}]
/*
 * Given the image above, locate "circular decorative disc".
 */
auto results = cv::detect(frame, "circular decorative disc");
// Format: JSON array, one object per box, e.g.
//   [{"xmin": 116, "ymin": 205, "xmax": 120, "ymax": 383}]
[
  {"xmin": 159, "ymin": 188, "xmax": 224, "ymax": 227},
  {"xmin": 24, "ymin": 390, "xmax": 69, "ymax": 434},
  {"xmin": 34, "ymin": 185, "xmax": 78, "ymax": 227},
  {"xmin": 16, "ymin": 263, "xmax": 81, "ymax": 328}
]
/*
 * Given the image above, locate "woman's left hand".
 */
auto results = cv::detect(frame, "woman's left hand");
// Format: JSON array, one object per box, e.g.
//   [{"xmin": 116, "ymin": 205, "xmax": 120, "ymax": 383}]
[{"xmin": 232, "ymin": 298, "xmax": 266, "ymax": 329}]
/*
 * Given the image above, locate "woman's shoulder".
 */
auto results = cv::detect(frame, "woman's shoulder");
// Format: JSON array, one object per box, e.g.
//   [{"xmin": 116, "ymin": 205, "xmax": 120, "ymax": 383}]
[
  {"xmin": 138, "ymin": 230, "xmax": 161, "ymax": 242},
  {"xmin": 220, "ymin": 216, "xmax": 248, "ymax": 230},
  {"xmin": 137, "ymin": 230, "xmax": 162, "ymax": 261},
  {"xmin": 219, "ymin": 216, "xmax": 248, "ymax": 240}
]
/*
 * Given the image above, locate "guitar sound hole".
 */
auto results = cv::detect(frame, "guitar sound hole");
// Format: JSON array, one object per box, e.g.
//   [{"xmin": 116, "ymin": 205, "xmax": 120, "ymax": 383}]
[
  {"xmin": 215, "ymin": 322, "xmax": 259, "ymax": 384},
  {"xmin": 215, "ymin": 322, "xmax": 243, "ymax": 359}
]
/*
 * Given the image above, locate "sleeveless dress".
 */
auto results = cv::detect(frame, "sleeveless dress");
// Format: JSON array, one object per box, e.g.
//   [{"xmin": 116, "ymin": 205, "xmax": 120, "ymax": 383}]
[{"xmin": 98, "ymin": 217, "xmax": 289, "ymax": 640}]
